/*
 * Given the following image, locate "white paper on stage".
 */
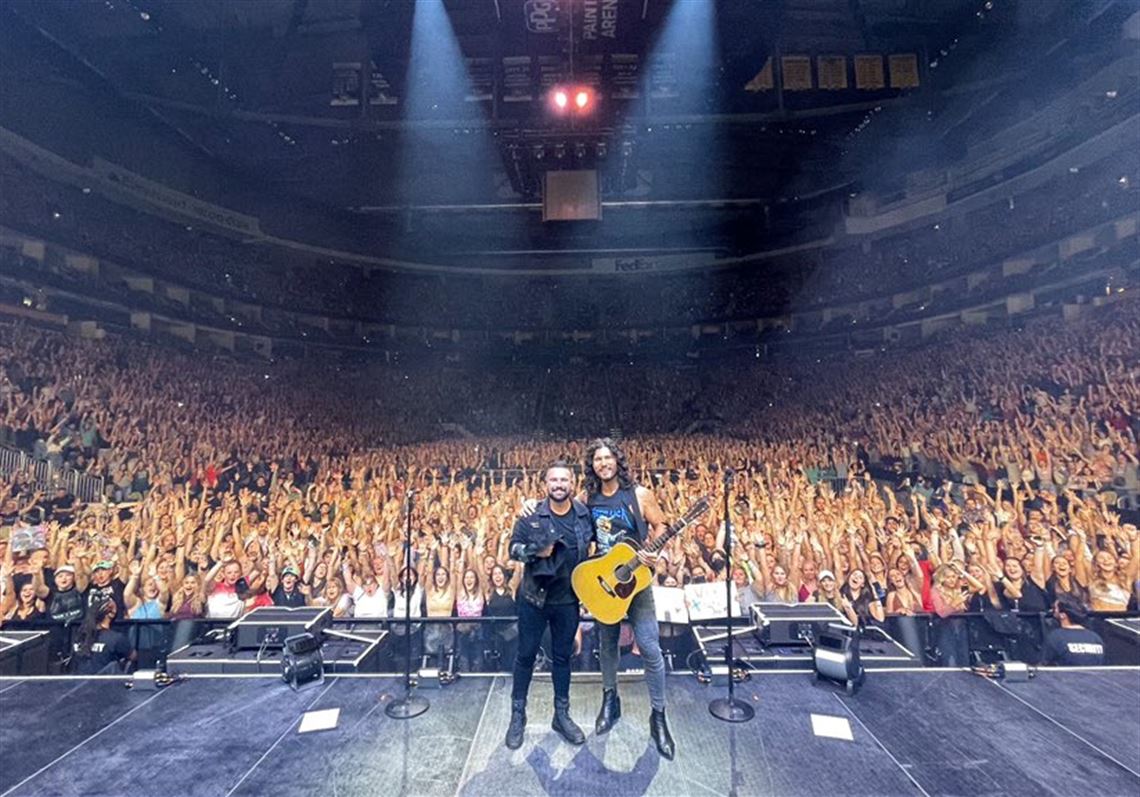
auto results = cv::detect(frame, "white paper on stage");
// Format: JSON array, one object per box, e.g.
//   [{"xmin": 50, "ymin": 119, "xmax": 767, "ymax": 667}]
[
  {"xmin": 683, "ymin": 581, "xmax": 743, "ymax": 620},
  {"xmin": 298, "ymin": 707, "xmax": 340, "ymax": 733},
  {"xmin": 652, "ymin": 586, "xmax": 689, "ymax": 624},
  {"xmin": 810, "ymin": 713, "xmax": 854, "ymax": 741}
]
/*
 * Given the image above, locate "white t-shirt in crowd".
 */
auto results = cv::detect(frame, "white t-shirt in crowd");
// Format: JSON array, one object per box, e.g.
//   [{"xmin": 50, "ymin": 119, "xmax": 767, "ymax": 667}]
[
  {"xmin": 206, "ymin": 585, "xmax": 244, "ymax": 619},
  {"xmin": 352, "ymin": 586, "xmax": 390, "ymax": 618},
  {"xmin": 390, "ymin": 586, "xmax": 424, "ymax": 620}
]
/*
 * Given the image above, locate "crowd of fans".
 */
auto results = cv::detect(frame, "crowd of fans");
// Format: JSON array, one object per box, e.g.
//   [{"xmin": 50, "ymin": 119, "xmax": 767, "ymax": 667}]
[
  {"xmin": 0, "ymin": 288, "xmax": 1136, "ymax": 672},
  {"xmin": 807, "ymin": 152, "xmax": 1140, "ymax": 305}
]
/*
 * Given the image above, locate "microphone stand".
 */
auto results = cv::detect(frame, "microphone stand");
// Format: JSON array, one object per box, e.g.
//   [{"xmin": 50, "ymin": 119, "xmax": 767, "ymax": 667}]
[
  {"xmin": 385, "ymin": 489, "xmax": 429, "ymax": 719},
  {"xmin": 709, "ymin": 468, "xmax": 754, "ymax": 722}
]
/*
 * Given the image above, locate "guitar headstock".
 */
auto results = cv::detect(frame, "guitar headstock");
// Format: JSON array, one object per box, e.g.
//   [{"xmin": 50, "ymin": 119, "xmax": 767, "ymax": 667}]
[{"xmin": 675, "ymin": 496, "xmax": 712, "ymax": 530}]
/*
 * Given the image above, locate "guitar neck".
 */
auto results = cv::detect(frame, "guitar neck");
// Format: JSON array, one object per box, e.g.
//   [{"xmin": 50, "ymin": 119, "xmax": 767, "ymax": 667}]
[
  {"xmin": 636, "ymin": 498, "xmax": 709, "ymax": 557},
  {"xmin": 644, "ymin": 521, "xmax": 687, "ymax": 554}
]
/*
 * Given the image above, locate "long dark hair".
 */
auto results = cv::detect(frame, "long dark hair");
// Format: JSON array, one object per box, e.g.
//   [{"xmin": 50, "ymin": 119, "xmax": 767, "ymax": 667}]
[
  {"xmin": 583, "ymin": 437, "xmax": 634, "ymax": 496},
  {"xmin": 74, "ymin": 599, "xmax": 115, "ymax": 659},
  {"xmin": 840, "ymin": 569, "xmax": 875, "ymax": 622}
]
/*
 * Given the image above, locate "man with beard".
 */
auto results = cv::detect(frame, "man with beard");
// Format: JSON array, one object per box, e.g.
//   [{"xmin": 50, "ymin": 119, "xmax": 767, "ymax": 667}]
[
  {"xmin": 504, "ymin": 462, "xmax": 593, "ymax": 750},
  {"xmin": 583, "ymin": 438, "xmax": 676, "ymax": 760}
]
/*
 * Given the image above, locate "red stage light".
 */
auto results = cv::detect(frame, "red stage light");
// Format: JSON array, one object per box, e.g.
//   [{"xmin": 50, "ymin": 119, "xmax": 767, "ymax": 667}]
[
  {"xmin": 553, "ymin": 90, "xmax": 568, "ymax": 109},
  {"xmin": 575, "ymin": 90, "xmax": 590, "ymax": 109}
]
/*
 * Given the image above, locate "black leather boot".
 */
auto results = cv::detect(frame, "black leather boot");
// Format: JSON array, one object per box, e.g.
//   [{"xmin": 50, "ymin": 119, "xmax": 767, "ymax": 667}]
[
  {"xmin": 650, "ymin": 708, "xmax": 675, "ymax": 761},
  {"xmin": 595, "ymin": 688, "xmax": 622, "ymax": 734},
  {"xmin": 505, "ymin": 699, "xmax": 527, "ymax": 750},
  {"xmin": 551, "ymin": 697, "xmax": 586, "ymax": 745}
]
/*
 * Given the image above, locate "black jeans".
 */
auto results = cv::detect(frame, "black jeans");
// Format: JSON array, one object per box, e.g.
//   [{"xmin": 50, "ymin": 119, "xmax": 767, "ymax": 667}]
[{"xmin": 511, "ymin": 599, "xmax": 579, "ymax": 701}]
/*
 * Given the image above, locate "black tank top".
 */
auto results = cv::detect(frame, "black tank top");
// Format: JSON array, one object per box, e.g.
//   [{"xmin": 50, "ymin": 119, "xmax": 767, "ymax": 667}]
[
  {"xmin": 587, "ymin": 486, "xmax": 647, "ymax": 552},
  {"xmin": 485, "ymin": 588, "xmax": 516, "ymax": 616},
  {"xmin": 49, "ymin": 587, "xmax": 85, "ymax": 625}
]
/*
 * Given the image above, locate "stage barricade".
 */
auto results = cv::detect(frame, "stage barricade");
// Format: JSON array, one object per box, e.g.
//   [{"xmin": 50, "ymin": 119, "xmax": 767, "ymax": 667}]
[{"xmin": 1, "ymin": 609, "xmax": 1136, "ymax": 678}]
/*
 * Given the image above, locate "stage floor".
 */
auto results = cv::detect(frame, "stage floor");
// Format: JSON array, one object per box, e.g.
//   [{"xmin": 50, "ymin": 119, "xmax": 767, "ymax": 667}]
[{"xmin": 1, "ymin": 669, "xmax": 1137, "ymax": 796}]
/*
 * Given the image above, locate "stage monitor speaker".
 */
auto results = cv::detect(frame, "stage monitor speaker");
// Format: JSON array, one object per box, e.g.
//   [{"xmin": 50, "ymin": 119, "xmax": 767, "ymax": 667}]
[
  {"xmin": 229, "ymin": 606, "xmax": 332, "ymax": 651},
  {"xmin": 543, "ymin": 170, "xmax": 600, "ymax": 221}
]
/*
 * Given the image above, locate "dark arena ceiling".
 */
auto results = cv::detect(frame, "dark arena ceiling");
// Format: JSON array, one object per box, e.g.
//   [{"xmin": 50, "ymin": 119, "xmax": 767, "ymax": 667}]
[{"xmin": 0, "ymin": 0, "xmax": 1133, "ymax": 264}]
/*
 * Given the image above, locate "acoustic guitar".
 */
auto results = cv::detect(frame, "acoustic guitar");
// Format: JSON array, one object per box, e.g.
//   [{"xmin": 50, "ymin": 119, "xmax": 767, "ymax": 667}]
[{"xmin": 571, "ymin": 496, "xmax": 711, "ymax": 624}]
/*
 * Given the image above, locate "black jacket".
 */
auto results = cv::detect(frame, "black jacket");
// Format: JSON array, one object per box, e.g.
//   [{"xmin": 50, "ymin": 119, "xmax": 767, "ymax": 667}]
[{"xmin": 510, "ymin": 498, "xmax": 594, "ymax": 607}]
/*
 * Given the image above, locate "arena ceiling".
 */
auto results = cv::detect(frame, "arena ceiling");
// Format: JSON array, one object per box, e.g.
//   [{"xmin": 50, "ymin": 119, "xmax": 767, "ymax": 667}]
[{"xmin": 1, "ymin": 0, "xmax": 1123, "ymax": 262}]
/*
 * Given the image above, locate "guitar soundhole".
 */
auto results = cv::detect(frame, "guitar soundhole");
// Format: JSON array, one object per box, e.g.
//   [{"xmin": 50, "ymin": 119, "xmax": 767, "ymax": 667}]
[
  {"xmin": 614, "ymin": 579, "xmax": 636, "ymax": 599},
  {"xmin": 614, "ymin": 565, "xmax": 633, "ymax": 583}
]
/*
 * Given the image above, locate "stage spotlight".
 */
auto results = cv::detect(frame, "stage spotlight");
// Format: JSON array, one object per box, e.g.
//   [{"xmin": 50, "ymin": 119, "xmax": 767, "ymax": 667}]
[
  {"xmin": 553, "ymin": 90, "xmax": 568, "ymax": 109},
  {"xmin": 575, "ymin": 89, "xmax": 590, "ymax": 109},
  {"xmin": 812, "ymin": 623, "xmax": 864, "ymax": 694},
  {"xmin": 281, "ymin": 632, "xmax": 325, "ymax": 691}
]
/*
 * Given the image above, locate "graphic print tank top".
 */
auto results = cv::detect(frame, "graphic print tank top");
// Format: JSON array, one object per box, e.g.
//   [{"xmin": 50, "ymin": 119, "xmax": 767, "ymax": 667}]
[{"xmin": 587, "ymin": 486, "xmax": 645, "ymax": 553}]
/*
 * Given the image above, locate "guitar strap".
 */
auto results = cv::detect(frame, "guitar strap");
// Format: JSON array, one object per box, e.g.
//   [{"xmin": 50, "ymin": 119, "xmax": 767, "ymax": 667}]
[{"xmin": 627, "ymin": 486, "xmax": 649, "ymax": 544}]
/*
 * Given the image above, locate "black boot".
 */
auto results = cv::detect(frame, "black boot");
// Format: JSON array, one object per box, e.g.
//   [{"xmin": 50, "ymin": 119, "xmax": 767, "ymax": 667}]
[
  {"xmin": 505, "ymin": 699, "xmax": 527, "ymax": 750},
  {"xmin": 650, "ymin": 708, "xmax": 675, "ymax": 761},
  {"xmin": 595, "ymin": 688, "xmax": 622, "ymax": 734},
  {"xmin": 552, "ymin": 697, "xmax": 586, "ymax": 745}
]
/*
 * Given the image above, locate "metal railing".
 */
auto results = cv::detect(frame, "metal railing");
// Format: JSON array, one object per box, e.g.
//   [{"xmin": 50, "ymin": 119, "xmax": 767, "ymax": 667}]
[
  {"xmin": 2, "ymin": 610, "xmax": 1136, "ymax": 677},
  {"xmin": 0, "ymin": 445, "xmax": 105, "ymax": 502}
]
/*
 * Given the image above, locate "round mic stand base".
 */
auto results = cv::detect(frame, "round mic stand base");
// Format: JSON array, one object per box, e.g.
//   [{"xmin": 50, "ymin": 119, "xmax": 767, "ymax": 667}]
[
  {"xmin": 709, "ymin": 696, "xmax": 755, "ymax": 723},
  {"xmin": 708, "ymin": 468, "xmax": 755, "ymax": 725},
  {"xmin": 385, "ymin": 693, "xmax": 430, "ymax": 719},
  {"xmin": 386, "ymin": 489, "xmax": 429, "ymax": 721}
]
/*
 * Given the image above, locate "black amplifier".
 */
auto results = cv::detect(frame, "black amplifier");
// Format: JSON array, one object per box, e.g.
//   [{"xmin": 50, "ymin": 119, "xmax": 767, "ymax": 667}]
[
  {"xmin": 228, "ymin": 606, "xmax": 333, "ymax": 651},
  {"xmin": 751, "ymin": 602, "xmax": 850, "ymax": 646}
]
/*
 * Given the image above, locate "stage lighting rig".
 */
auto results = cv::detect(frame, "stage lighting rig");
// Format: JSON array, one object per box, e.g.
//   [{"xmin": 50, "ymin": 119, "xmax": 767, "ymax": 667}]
[{"xmin": 548, "ymin": 86, "xmax": 594, "ymax": 115}]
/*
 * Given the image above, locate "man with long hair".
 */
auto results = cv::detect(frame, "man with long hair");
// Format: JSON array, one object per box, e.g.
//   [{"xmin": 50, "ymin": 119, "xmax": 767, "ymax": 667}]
[{"xmin": 582, "ymin": 437, "xmax": 676, "ymax": 760}]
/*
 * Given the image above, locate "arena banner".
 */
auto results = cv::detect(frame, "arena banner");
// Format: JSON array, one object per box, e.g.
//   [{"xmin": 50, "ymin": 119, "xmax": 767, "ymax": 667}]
[
  {"xmin": 888, "ymin": 54, "xmax": 920, "ymax": 89},
  {"xmin": 854, "ymin": 54, "xmax": 885, "ymax": 90},
  {"xmin": 91, "ymin": 158, "xmax": 263, "ymax": 237},
  {"xmin": 817, "ymin": 55, "xmax": 849, "ymax": 90},
  {"xmin": 744, "ymin": 57, "xmax": 775, "ymax": 92},
  {"xmin": 330, "ymin": 62, "xmax": 363, "ymax": 106},
  {"xmin": 781, "ymin": 56, "xmax": 814, "ymax": 91}
]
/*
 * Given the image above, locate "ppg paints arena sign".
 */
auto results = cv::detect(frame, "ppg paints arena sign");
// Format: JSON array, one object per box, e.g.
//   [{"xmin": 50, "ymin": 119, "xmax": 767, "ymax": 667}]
[
  {"xmin": 581, "ymin": 0, "xmax": 619, "ymax": 40},
  {"xmin": 525, "ymin": 0, "xmax": 620, "ymax": 39},
  {"xmin": 524, "ymin": 0, "xmax": 558, "ymax": 33}
]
